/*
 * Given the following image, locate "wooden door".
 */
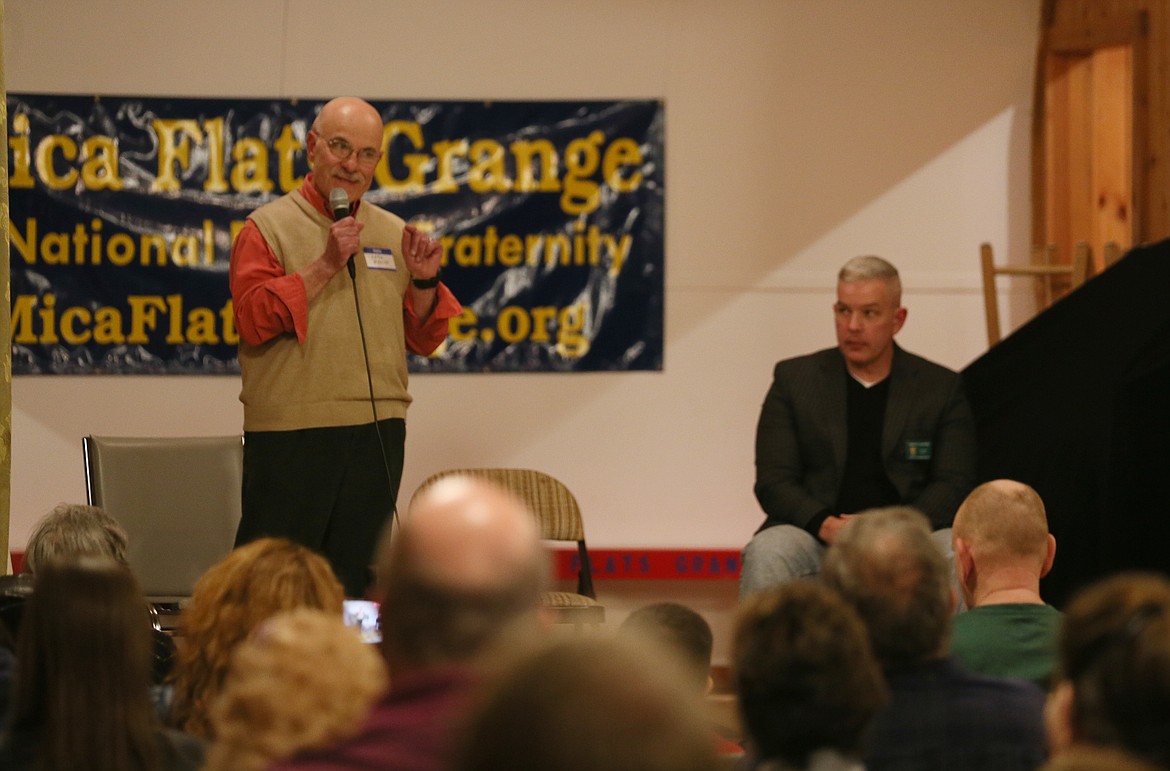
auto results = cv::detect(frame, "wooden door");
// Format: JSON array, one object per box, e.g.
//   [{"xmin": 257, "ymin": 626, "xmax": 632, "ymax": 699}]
[{"xmin": 1035, "ymin": 5, "xmax": 1149, "ymax": 275}]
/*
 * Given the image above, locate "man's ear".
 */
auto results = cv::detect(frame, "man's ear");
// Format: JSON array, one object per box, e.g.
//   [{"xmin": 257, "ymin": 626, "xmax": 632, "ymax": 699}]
[
  {"xmin": 953, "ymin": 536, "xmax": 977, "ymax": 609},
  {"xmin": 954, "ymin": 537, "xmax": 976, "ymax": 587},
  {"xmin": 1041, "ymin": 534, "xmax": 1057, "ymax": 578},
  {"xmin": 892, "ymin": 306, "xmax": 908, "ymax": 334}
]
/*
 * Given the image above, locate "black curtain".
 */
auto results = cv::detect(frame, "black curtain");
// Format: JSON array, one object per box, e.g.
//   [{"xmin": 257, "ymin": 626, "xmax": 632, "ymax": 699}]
[{"xmin": 962, "ymin": 238, "xmax": 1170, "ymax": 608}]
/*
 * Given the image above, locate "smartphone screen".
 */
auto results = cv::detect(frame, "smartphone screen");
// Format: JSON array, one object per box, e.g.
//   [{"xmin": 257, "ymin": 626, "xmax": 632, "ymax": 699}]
[{"xmin": 342, "ymin": 599, "xmax": 381, "ymax": 644}]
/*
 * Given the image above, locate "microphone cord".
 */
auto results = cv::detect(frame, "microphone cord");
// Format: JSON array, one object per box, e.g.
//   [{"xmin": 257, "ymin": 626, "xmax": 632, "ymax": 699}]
[{"xmin": 347, "ymin": 258, "xmax": 401, "ymax": 535}]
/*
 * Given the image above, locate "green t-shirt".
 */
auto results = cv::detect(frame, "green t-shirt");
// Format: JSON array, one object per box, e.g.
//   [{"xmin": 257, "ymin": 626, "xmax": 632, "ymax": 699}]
[{"xmin": 951, "ymin": 603, "xmax": 1062, "ymax": 689}]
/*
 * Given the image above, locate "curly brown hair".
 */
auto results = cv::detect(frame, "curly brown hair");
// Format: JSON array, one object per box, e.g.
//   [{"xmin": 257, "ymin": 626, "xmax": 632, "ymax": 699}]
[
  {"xmin": 203, "ymin": 608, "xmax": 388, "ymax": 771},
  {"xmin": 167, "ymin": 537, "xmax": 344, "ymax": 739}
]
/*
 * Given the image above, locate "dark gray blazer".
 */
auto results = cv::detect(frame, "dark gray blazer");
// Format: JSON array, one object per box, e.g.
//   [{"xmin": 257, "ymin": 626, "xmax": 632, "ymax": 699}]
[{"xmin": 754, "ymin": 345, "xmax": 976, "ymax": 531}]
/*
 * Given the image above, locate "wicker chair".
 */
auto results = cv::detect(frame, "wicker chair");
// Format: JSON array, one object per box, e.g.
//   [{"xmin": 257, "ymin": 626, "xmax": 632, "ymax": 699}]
[{"xmin": 412, "ymin": 468, "xmax": 604, "ymax": 628}]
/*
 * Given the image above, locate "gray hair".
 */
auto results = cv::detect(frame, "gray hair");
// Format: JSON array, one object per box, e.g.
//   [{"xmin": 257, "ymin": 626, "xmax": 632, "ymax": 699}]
[
  {"xmin": 24, "ymin": 503, "xmax": 129, "ymax": 574},
  {"xmin": 821, "ymin": 506, "xmax": 951, "ymax": 667},
  {"xmin": 838, "ymin": 256, "xmax": 902, "ymax": 304}
]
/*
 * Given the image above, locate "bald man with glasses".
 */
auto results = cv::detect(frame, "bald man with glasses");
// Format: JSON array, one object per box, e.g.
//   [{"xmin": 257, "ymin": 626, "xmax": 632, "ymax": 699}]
[{"xmin": 230, "ymin": 97, "xmax": 462, "ymax": 598}]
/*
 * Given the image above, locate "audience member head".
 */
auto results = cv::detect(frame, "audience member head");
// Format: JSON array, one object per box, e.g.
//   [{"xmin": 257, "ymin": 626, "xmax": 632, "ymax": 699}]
[
  {"xmin": 733, "ymin": 580, "xmax": 888, "ymax": 769},
  {"xmin": 952, "ymin": 479, "xmax": 1056, "ymax": 607},
  {"xmin": 821, "ymin": 506, "xmax": 952, "ymax": 668},
  {"xmin": 453, "ymin": 636, "xmax": 720, "ymax": 771},
  {"xmin": 618, "ymin": 601, "xmax": 714, "ymax": 694},
  {"xmin": 203, "ymin": 608, "xmax": 388, "ymax": 771},
  {"xmin": 8, "ymin": 504, "xmax": 174, "ymax": 683},
  {"xmin": 168, "ymin": 537, "xmax": 344, "ymax": 739},
  {"xmin": 5, "ymin": 556, "xmax": 160, "ymax": 771},
  {"xmin": 23, "ymin": 503, "xmax": 128, "ymax": 573},
  {"xmin": 377, "ymin": 475, "xmax": 547, "ymax": 672},
  {"xmin": 1046, "ymin": 571, "xmax": 1170, "ymax": 767},
  {"xmin": 834, "ymin": 256, "xmax": 907, "ymax": 379}
]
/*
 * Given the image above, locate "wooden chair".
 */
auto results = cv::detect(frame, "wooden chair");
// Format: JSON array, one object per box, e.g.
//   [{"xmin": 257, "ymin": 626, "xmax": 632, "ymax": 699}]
[
  {"xmin": 83, "ymin": 435, "xmax": 243, "ymax": 626},
  {"xmin": 412, "ymin": 468, "xmax": 605, "ymax": 628},
  {"xmin": 980, "ymin": 241, "xmax": 1090, "ymax": 346},
  {"xmin": 1103, "ymin": 240, "xmax": 1124, "ymax": 268}
]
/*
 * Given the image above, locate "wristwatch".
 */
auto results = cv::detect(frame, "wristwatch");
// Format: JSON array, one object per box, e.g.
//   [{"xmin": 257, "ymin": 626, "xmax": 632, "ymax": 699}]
[{"xmin": 411, "ymin": 269, "xmax": 442, "ymax": 289}]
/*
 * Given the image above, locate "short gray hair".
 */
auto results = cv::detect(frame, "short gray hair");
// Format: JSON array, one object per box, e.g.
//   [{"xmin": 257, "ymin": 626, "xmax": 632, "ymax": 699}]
[
  {"xmin": 838, "ymin": 256, "xmax": 902, "ymax": 304},
  {"xmin": 24, "ymin": 503, "xmax": 129, "ymax": 574},
  {"xmin": 821, "ymin": 506, "xmax": 951, "ymax": 667}
]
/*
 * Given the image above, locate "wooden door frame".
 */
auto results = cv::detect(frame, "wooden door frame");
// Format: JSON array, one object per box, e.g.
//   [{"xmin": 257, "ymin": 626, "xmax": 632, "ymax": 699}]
[{"xmin": 1033, "ymin": 7, "xmax": 1148, "ymax": 265}]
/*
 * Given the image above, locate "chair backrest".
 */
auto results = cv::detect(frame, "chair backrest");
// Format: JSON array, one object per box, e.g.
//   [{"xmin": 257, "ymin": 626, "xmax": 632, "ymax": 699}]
[
  {"xmin": 980, "ymin": 241, "xmax": 1091, "ymax": 346},
  {"xmin": 83, "ymin": 435, "xmax": 243, "ymax": 601},
  {"xmin": 412, "ymin": 468, "xmax": 586, "ymax": 542}
]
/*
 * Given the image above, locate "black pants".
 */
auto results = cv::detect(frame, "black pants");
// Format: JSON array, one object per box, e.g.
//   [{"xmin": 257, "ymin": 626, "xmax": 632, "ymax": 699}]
[{"xmin": 237, "ymin": 418, "xmax": 405, "ymax": 597}]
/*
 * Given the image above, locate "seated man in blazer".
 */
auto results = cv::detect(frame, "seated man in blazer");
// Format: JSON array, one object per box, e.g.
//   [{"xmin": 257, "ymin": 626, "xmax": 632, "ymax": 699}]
[{"xmin": 740, "ymin": 255, "xmax": 976, "ymax": 596}]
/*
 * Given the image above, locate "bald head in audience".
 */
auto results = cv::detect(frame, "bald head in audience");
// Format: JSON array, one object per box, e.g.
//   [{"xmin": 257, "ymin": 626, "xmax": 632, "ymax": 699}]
[
  {"xmin": 949, "ymin": 480, "xmax": 1062, "ymax": 687},
  {"xmin": 269, "ymin": 476, "xmax": 549, "ymax": 771},
  {"xmin": 377, "ymin": 475, "xmax": 547, "ymax": 672},
  {"xmin": 952, "ymin": 479, "xmax": 1056, "ymax": 608}
]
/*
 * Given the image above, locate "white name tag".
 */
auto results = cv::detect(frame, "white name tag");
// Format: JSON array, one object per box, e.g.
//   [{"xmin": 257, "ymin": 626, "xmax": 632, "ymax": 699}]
[{"xmin": 363, "ymin": 247, "xmax": 397, "ymax": 271}]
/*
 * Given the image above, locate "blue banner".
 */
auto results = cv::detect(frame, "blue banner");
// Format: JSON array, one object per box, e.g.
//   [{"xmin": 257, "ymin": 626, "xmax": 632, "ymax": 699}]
[{"xmin": 7, "ymin": 95, "xmax": 664, "ymax": 374}]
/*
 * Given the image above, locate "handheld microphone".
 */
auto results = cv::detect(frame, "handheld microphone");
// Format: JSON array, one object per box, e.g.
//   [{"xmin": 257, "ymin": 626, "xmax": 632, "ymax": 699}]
[{"xmin": 328, "ymin": 187, "xmax": 356, "ymax": 279}]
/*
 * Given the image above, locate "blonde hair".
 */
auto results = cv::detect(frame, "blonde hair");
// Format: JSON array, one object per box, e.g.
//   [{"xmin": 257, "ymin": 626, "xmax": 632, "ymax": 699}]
[
  {"xmin": 24, "ymin": 503, "xmax": 128, "ymax": 573},
  {"xmin": 954, "ymin": 480, "xmax": 1050, "ymax": 566},
  {"xmin": 203, "ymin": 608, "xmax": 388, "ymax": 771},
  {"xmin": 167, "ymin": 538, "xmax": 344, "ymax": 739}
]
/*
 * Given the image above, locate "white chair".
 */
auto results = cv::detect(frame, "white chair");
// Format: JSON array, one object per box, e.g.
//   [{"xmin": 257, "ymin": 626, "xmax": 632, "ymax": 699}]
[{"xmin": 83, "ymin": 435, "xmax": 243, "ymax": 616}]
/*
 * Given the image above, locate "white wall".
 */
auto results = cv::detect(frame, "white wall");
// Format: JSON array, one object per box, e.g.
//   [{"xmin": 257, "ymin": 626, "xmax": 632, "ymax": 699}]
[{"xmin": 4, "ymin": 0, "xmax": 1041, "ymax": 559}]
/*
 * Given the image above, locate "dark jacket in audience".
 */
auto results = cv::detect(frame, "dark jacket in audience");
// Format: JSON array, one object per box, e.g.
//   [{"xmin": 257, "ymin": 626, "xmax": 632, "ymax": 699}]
[{"xmin": 867, "ymin": 657, "xmax": 1047, "ymax": 771}]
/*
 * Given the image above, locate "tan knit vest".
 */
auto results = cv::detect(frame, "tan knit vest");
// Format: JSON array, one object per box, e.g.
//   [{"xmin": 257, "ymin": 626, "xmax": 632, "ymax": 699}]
[{"xmin": 239, "ymin": 191, "xmax": 412, "ymax": 431}]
